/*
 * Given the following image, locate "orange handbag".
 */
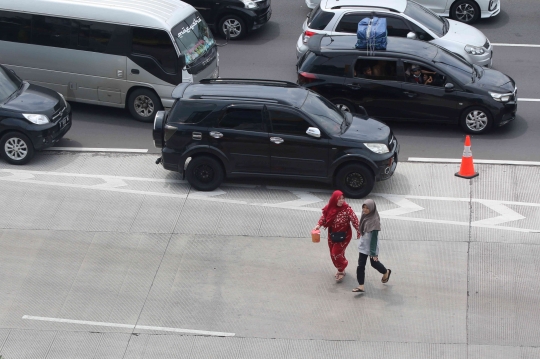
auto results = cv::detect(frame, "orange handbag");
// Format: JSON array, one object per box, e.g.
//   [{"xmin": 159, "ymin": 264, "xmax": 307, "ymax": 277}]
[{"xmin": 311, "ymin": 229, "xmax": 321, "ymax": 243}]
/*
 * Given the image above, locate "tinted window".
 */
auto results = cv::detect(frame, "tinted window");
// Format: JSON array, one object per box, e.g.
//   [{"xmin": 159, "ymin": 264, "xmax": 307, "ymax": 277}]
[
  {"xmin": 301, "ymin": 55, "xmax": 352, "ymax": 77},
  {"xmin": 307, "ymin": 6, "xmax": 335, "ymax": 30},
  {"xmin": 32, "ymin": 15, "xmax": 76, "ymax": 49},
  {"xmin": 300, "ymin": 93, "xmax": 344, "ymax": 136},
  {"xmin": 0, "ymin": 11, "xmax": 31, "ymax": 43},
  {"xmin": 219, "ymin": 108, "xmax": 264, "ymax": 132},
  {"xmin": 132, "ymin": 27, "xmax": 178, "ymax": 73},
  {"xmin": 385, "ymin": 17, "xmax": 410, "ymax": 37},
  {"xmin": 404, "ymin": 0, "xmax": 446, "ymax": 37},
  {"xmin": 270, "ymin": 109, "xmax": 311, "ymax": 136},
  {"xmin": 335, "ymin": 13, "xmax": 367, "ymax": 33},
  {"xmin": 354, "ymin": 59, "xmax": 397, "ymax": 80},
  {"xmin": 172, "ymin": 12, "xmax": 215, "ymax": 66},
  {"xmin": 77, "ymin": 21, "xmax": 129, "ymax": 55},
  {"xmin": 0, "ymin": 66, "xmax": 21, "ymax": 102},
  {"xmin": 408, "ymin": 21, "xmax": 434, "ymax": 41},
  {"xmin": 437, "ymin": 63, "xmax": 472, "ymax": 85},
  {"xmin": 169, "ymin": 102, "xmax": 216, "ymax": 124}
]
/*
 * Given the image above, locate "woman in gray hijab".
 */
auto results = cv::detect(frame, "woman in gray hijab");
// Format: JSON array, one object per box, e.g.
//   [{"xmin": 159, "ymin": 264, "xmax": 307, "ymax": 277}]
[{"xmin": 353, "ymin": 199, "xmax": 391, "ymax": 293}]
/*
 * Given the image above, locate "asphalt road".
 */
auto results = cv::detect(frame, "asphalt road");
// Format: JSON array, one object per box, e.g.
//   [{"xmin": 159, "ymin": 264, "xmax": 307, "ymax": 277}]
[{"xmin": 56, "ymin": 0, "xmax": 540, "ymax": 161}]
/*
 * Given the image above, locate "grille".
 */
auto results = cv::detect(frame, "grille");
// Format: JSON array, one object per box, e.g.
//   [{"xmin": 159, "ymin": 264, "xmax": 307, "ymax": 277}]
[
  {"xmin": 483, "ymin": 39, "xmax": 490, "ymax": 49},
  {"xmin": 388, "ymin": 134, "xmax": 395, "ymax": 151},
  {"xmin": 51, "ymin": 106, "xmax": 67, "ymax": 123}
]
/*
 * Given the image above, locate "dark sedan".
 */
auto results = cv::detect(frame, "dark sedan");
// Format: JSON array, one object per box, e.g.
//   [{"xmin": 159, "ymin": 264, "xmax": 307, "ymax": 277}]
[
  {"xmin": 297, "ymin": 35, "xmax": 517, "ymax": 134},
  {"xmin": 0, "ymin": 65, "xmax": 71, "ymax": 164}
]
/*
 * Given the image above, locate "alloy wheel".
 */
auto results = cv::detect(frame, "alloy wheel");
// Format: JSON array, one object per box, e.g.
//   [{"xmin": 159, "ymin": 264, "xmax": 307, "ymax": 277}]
[
  {"xmin": 4, "ymin": 137, "xmax": 28, "ymax": 161},
  {"xmin": 222, "ymin": 19, "xmax": 242, "ymax": 38},
  {"xmin": 465, "ymin": 110, "xmax": 488, "ymax": 131},
  {"xmin": 134, "ymin": 95, "xmax": 155, "ymax": 118},
  {"xmin": 345, "ymin": 172, "xmax": 365, "ymax": 189},
  {"xmin": 194, "ymin": 164, "xmax": 214, "ymax": 183},
  {"xmin": 455, "ymin": 3, "xmax": 475, "ymax": 22}
]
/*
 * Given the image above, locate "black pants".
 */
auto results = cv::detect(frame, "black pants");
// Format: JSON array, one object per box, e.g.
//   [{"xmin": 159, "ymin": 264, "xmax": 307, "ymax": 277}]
[{"xmin": 357, "ymin": 253, "xmax": 387, "ymax": 285}]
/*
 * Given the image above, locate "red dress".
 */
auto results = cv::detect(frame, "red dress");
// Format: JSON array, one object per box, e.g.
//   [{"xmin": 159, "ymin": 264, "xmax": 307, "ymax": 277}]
[{"xmin": 318, "ymin": 206, "xmax": 359, "ymax": 272}]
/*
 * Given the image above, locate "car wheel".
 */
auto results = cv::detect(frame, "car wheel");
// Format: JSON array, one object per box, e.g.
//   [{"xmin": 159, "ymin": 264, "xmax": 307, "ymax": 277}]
[
  {"xmin": 127, "ymin": 88, "xmax": 163, "ymax": 123},
  {"xmin": 186, "ymin": 156, "xmax": 225, "ymax": 191},
  {"xmin": 219, "ymin": 15, "xmax": 247, "ymax": 40},
  {"xmin": 460, "ymin": 106, "xmax": 493, "ymax": 134},
  {"xmin": 335, "ymin": 163, "xmax": 375, "ymax": 199},
  {"xmin": 451, "ymin": 0, "xmax": 480, "ymax": 24},
  {"xmin": 0, "ymin": 132, "xmax": 35, "ymax": 165},
  {"xmin": 332, "ymin": 99, "xmax": 356, "ymax": 114}
]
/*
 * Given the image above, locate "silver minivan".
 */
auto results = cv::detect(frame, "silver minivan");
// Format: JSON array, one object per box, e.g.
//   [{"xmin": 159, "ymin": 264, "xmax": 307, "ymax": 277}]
[{"xmin": 0, "ymin": 0, "xmax": 219, "ymax": 122}]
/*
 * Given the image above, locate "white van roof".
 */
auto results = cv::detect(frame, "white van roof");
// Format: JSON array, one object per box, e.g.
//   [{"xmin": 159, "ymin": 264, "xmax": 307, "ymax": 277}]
[{"xmin": 0, "ymin": 0, "xmax": 196, "ymax": 29}]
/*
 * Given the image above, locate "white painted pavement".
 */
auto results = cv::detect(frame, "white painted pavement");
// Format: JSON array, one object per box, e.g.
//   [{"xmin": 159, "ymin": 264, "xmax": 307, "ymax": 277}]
[{"xmin": 409, "ymin": 158, "xmax": 540, "ymax": 166}]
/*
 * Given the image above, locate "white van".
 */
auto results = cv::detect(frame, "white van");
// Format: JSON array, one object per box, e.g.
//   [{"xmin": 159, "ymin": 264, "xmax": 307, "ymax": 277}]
[{"xmin": 0, "ymin": 0, "xmax": 219, "ymax": 121}]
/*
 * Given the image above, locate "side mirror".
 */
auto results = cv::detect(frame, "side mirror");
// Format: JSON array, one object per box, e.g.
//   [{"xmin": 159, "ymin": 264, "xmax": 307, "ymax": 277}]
[
  {"xmin": 407, "ymin": 32, "xmax": 417, "ymax": 40},
  {"xmin": 357, "ymin": 106, "xmax": 368, "ymax": 117},
  {"xmin": 306, "ymin": 127, "xmax": 321, "ymax": 138},
  {"xmin": 178, "ymin": 54, "xmax": 186, "ymax": 71},
  {"xmin": 445, "ymin": 83, "xmax": 455, "ymax": 92}
]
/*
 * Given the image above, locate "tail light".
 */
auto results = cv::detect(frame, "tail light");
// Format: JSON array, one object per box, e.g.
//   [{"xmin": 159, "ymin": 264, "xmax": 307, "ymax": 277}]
[
  {"xmin": 303, "ymin": 30, "xmax": 317, "ymax": 44},
  {"xmin": 298, "ymin": 72, "xmax": 319, "ymax": 85}
]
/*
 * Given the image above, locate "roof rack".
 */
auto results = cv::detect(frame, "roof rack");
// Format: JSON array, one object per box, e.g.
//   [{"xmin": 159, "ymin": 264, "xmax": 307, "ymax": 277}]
[
  {"xmin": 199, "ymin": 78, "xmax": 301, "ymax": 88},
  {"xmin": 330, "ymin": 6, "xmax": 398, "ymax": 12}
]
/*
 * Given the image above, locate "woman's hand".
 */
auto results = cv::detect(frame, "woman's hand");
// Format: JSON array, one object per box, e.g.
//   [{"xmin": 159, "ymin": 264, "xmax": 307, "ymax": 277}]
[
  {"xmin": 313, "ymin": 225, "xmax": 320, "ymax": 231},
  {"xmin": 371, "ymin": 256, "xmax": 379, "ymax": 262}
]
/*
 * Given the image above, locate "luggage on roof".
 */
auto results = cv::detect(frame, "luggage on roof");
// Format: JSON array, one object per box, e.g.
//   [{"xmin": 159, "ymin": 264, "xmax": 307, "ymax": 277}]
[{"xmin": 355, "ymin": 17, "xmax": 387, "ymax": 51}]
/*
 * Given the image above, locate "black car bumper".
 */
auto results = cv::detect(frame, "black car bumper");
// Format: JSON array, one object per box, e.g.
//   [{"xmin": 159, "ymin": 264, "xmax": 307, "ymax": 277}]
[
  {"xmin": 494, "ymin": 101, "xmax": 517, "ymax": 127},
  {"xmin": 161, "ymin": 147, "xmax": 182, "ymax": 172},
  {"xmin": 252, "ymin": 7, "xmax": 271, "ymax": 30},
  {"xmin": 375, "ymin": 141, "xmax": 399, "ymax": 181},
  {"xmin": 31, "ymin": 110, "xmax": 72, "ymax": 150}
]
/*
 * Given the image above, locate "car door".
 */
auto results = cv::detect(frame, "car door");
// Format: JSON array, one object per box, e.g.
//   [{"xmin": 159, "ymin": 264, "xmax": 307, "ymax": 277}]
[
  {"xmin": 343, "ymin": 57, "xmax": 405, "ymax": 120},
  {"xmin": 209, "ymin": 104, "xmax": 270, "ymax": 173},
  {"xmin": 267, "ymin": 106, "xmax": 330, "ymax": 178},
  {"xmin": 398, "ymin": 60, "xmax": 461, "ymax": 122}
]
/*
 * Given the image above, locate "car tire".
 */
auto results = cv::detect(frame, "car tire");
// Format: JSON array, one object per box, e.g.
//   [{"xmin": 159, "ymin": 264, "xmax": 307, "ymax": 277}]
[
  {"xmin": 451, "ymin": 0, "xmax": 480, "ymax": 24},
  {"xmin": 127, "ymin": 88, "xmax": 163, "ymax": 123},
  {"xmin": 335, "ymin": 163, "xmax": 375, "ymax": 199},
  {"xmin": 186, "ymin": 155, "xmax": 225, "ymax": 191},
  {"xmin": 332, "ymin": 99, "xmax": 356, "ymax": 114},
  {"xmin": 460, "ymin": 106, "xmax": 493, "ymax": 134},
  {"xmin": 0, "ymin": 132, "xmax": 35, "ymax": 165},
  {"xmin": 219, "ymin": 15, "xmax": 247, "ymax": 40}
]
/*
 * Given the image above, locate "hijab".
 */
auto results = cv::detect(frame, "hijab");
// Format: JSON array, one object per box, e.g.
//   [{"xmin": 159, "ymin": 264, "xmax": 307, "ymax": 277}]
[
  {"xmin": 321, "ymin": 190, "xmax": 349, "ymax": 227},
  {"xmin": 359, "ymin": 199, "xmax": 381, "ymax": 235}
]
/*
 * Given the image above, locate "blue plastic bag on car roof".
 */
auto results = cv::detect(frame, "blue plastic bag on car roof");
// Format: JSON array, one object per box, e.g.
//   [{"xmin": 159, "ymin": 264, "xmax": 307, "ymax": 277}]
[{"xmin": 355, "ymin": 17, "xmax": 387, "ymax": 51}]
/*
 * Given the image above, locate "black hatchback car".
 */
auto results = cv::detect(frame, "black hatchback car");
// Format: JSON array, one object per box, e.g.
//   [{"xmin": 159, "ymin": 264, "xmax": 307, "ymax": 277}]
[
  {"xmin": 153, "ymin": 78, "xmax": 399, "ymax": 198},
  {"xmin": 0, "ymin": 65, "xmax": 71, "ymax": 165},
  {"xmin": 297, "ymin": 35, "xmax": 517, "ymax": 134},
  {"xmin": 183, "ymin": 0, "xmax": 272, "ymax": 39}
]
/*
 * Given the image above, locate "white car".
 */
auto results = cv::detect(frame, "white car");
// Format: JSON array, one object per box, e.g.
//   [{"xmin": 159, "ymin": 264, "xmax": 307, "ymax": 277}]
[
  {"xmin": 305, "ymin": 0, "xmax": 500, "ymax": 24},
  {"xmin": 297, "ymin": 0, "xmax": 493, "ymax": 67}
]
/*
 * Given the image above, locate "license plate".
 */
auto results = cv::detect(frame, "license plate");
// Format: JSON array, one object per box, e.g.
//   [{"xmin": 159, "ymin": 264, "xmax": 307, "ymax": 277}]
[{"xmin": 59, "ymin": 117, "xmax": 69, "ymax": 129}]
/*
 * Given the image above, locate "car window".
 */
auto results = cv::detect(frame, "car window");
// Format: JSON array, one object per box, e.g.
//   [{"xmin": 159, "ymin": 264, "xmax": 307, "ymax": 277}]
[
  {"xmin": 335, "ymin": 13, "xmax": 369, "ymax": 33},
  {"xmin": 169, "ymin": 102, "xmax": 216, "ymax": 124},
  {"xmin": 0, "ymin": 66, "xmax": 21, "ymax": 103},
  {"xmin": 354, "ymin": 59, "xmax": 398, "ymax": 81},
  {"xmin": 77, "ymin": 21, "xmax": 130, "ymax": 56},
  {"xmin": 218, "ymin": 107, "xmax": 264, "ymax": 132},
  {"xmin": 300, "ymin": 55, "xmax": 352, "ymax": 77},
  {"xmin": 402, "ymin": 61, "xmax": 446, "ymax": 87},
  {"xmin": 32, "ymin": 15, "xmax": 75, "ymax": 49},
  {"xmin": 300, "ymin": 93, "xmax": 343, "ymax": 136},
  {"xmin": 269, "ymin": 109, "xmax": 312, "ymax": 136},
  {"xmin": 307, "ymin": 6, "xmax": 335, "ymax": 30},
  {"xmin": 0, "ymin": 11, "xmax": 31, "ymax": 44},
  {"xmin": 408, "ymin": 20, "xmax": 434, "ymax": 41},
  {"xmin": 132, "ymin": 27, "xmax": 178, "ymax": 74},
  {"xmin": 404, "ymin": 0, "xmax": 446, "ymax": 37},
  {"xmin": 384, "ymin": 17, "xmax": 411, "ymax": 37}
]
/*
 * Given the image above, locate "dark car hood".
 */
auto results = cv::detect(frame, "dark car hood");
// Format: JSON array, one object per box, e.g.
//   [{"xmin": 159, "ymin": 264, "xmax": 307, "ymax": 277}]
[
  {"xmin": 340, "ymin": 115, "xmax": 390, "ymax": 142},
  {"xmin": 2, "ymin": 83, "xmax": 60, "ymax": 114},
  {"xmin": 476, "ymin": 68, "xmax": 515, "ymax": 93}
]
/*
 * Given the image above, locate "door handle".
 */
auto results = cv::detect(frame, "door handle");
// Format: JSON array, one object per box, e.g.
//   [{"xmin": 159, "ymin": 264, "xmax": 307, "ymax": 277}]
[
  {"xmin": 210, "ymin": 131, "xmax": 223, "ymax": 139},
  {"xmin": 270, "ymin": 137, "xmax": 284, "ymax": 144},
  {"xmin": 347, "ymin": 83, "xmax": 362, "ymax": 88},
  {"xmin": 403, "ymin": 91, "xmax": 418, "ymax": 97},
  {"xmin": 131, "ymin": 69, "xmax": 140, "ymax": 74}
]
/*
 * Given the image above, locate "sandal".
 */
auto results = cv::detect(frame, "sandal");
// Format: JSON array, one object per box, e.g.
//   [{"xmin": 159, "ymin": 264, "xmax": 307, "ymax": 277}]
[
  {"xmin": 336, "ymin": 272, "xmax": 346, "ymax": 282},
  {"xmin": 382, "ymin": 269, "xmax": 392, "ymax": 284},
  {"xmin": 352, "ymin": 287, "xmax": 364, "ymax": 293}
]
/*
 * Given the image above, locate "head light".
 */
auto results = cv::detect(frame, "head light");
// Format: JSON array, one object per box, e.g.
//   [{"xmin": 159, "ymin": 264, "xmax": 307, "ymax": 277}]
[
  {"xmin": 23, "ymin": 114, "xmax": 50, "ymax": 124},
  {"xmin": 241, "ymin": 0, "xmax": 258, "ymax": 9},
  {"xmin": 464, "ymin": 45, "xmax": 485, "ymax": 55},
  {"xmin": 489, "ymin": 92, "xmax": 511, "ymax": 102},
  {"xmin": 364, "ymin": 143, "xmax": 389, "ymax": 154}
]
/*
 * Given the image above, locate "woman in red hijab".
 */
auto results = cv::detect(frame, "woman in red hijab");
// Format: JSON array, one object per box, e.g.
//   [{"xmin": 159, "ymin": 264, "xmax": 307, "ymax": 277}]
[{"xmin": 314, "ymin": 190, "xmax": 360, "ymax": 282}]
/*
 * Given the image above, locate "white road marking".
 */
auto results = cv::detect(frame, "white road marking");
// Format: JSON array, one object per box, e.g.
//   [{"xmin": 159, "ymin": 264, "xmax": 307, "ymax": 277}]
[
  {"xmin": 44, "ymin": 147, "xmax": 149, "ymax": 153},
  {"xmin": 408, "ymin": 158, "xmax": 540, "ymax": 166},
  {"xmin": 2, "ymin": 169, "xmax": 539, "ymax": 233},
  {"xmin": 22, "ymin": 315, "xmax": 235, "ymax": 337},
  {"xmin": 519, "ymin": 98, "xmax": 540, "ymax": 102},
  {"xmin": 491, "ymin": 43, "xmax": 540, "ymax": 48}
]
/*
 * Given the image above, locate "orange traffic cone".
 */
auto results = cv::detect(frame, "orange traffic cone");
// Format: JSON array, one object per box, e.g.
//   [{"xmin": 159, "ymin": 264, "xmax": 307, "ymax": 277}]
[{"xmin": 455, "ymin": 135, "xmax": 479, "ymax": 179}]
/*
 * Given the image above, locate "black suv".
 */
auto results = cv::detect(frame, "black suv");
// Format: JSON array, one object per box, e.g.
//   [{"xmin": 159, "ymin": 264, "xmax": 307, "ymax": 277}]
[
  {"xmin": 153, "ymin": 79, "xmax": 399, "ymax": 198},
  {"xmin": 183, "ymin": 0, "xmax": 272, "ymax": 39},
  {"xmin": 0, "ymin": 65, "xmax": 71, "ymax": 165},
  {"xmin": 297, "ymin": 35, "xmax": 517, "ymax": 134}
]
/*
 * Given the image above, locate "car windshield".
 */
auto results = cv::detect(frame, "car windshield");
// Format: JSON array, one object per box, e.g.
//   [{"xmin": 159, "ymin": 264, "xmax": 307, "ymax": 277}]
[
  {"xmin": 172, "ymin": 12, "xmax": 215, "ymax": 66},
  {"xmin": 301, "ymin": 92, "xmax": 345, "ymax": 135},
  {"xmin": 404, "ymin": 0, "xmax": 447, "ymax": 37},
  {"xmin": 0, "ymin": 67, "xmax": 21, "ymax": 103}
]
